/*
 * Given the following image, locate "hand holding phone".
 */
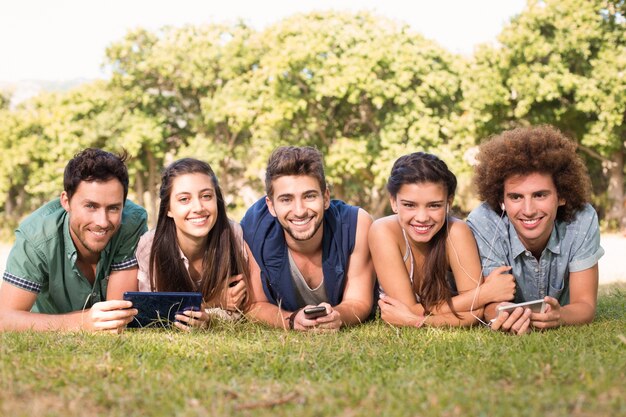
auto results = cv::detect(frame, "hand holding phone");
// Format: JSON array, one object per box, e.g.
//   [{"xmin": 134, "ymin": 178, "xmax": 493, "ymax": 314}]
[
  {"xmin": 496, "ymin": 299, "xmax": 546, "ymax": 319},
  {"xmin": 303, "ymin": 306, "xmax": 328, "ymax": 319}
]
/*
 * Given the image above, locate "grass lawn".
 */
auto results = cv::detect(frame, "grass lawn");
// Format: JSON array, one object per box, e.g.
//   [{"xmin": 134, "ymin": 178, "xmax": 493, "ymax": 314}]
[{"xmin": 1, "ymin": 284, "xmax": 624, "ymax": 417}]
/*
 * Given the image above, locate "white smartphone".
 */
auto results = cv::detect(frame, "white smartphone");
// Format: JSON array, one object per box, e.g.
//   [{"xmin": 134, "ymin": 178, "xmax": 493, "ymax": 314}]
[{"xmin": 496, "ymin": 299, "xmax": 546, "ymax": 317}]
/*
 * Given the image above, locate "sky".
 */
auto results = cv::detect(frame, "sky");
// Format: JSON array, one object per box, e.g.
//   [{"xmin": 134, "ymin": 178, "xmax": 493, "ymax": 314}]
[{"xmin": 0, "ymin": 0, "xmax": 527, "ymax": 83}]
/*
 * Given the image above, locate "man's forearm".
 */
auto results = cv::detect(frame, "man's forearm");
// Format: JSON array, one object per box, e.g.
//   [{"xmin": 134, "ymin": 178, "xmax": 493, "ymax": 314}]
[
  {"xmin": 334, "ymin": 300, "xmax": 372, "ymax": 326},
  {"xmin": 245, "ymin": 301, "xmax": 291, "ymax": 329},
  {"xmin": 559, "ymin": 302, "xmax": 596, "ymax": 326},
  {"xmin": 0, "ymin": 310, "xmax": 84, "ymax": 332}
]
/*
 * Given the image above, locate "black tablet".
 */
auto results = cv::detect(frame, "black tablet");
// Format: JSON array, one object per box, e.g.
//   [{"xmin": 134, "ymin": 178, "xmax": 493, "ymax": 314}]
[{"xmin": 123, "ymin": 291, "xmax": 203, "ymax": 328}]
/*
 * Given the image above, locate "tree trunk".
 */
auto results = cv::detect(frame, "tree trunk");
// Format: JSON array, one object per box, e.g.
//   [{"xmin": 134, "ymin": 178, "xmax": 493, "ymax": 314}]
[
  {"xmin": 370, "ymin": 188, "xmax": 390, "ymax": 219},
  {"xmin": 134, "ymin": 169, "xmax": 145, "ymax": 208},
  {"xmin": 606, "ymin": 147, "xmax": 625, "ymax": 231},
  {"xmin": 146, "ymin": 150, "xmax": 159, "ymax": 228}
]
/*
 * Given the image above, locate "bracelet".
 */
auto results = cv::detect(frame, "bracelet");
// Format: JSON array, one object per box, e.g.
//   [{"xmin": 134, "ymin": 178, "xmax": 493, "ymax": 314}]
[{"xmin": 286, "ymin": 309, "xmax": 302, "ymax": 330}]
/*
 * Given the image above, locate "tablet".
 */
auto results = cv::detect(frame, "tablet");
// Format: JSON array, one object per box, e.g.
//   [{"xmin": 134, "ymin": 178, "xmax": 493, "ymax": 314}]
[{"xmin": 123, "ymin": 292, "xmax": 203, "ymax": 328}]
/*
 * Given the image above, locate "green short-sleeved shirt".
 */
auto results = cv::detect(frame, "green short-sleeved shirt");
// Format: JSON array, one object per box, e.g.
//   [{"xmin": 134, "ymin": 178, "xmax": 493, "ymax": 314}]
[{"xmin": 2, "ymin": 198, "xmax": 147, "ymax": 314}]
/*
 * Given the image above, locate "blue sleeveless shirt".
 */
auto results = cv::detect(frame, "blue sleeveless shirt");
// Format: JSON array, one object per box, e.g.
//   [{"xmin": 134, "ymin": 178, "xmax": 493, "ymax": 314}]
[{"xmin": 241, "ymin": 198, "xmax": 359, "ymax": 312}]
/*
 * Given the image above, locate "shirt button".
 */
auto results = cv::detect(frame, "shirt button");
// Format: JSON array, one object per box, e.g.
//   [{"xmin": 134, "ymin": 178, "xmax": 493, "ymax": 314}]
[
  {"xmin": 534, "ymin": 268, "xmax": 539, "ymax": 272},
  {"xmin": 525, "ymin": 251, "xmax": 531, "ymax": 256}
]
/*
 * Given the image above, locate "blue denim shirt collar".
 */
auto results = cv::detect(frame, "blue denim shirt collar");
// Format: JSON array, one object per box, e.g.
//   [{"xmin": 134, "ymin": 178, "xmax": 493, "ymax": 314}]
[{"xmin": 509, "ymin": 220, "xmax": 563, "ymax": 259}]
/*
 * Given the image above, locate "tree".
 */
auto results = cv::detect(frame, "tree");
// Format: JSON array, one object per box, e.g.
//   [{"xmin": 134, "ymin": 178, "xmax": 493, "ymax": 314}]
[
  {"xmin": 240, "ymin": 12, "xmax": 467, "ymax": 217},
  {"xmin": 466, "ymin": 0, "xmax": 626, "ymax": 229},
  {"xmin": 104, "ymin": 24, "xmax": 260, "ymax": 223}
]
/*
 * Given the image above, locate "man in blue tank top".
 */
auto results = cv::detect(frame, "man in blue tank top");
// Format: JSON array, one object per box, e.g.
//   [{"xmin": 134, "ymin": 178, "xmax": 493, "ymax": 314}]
[{"xmin": 241, "ymin": 146, "xmax": 375, "ymax": 331}]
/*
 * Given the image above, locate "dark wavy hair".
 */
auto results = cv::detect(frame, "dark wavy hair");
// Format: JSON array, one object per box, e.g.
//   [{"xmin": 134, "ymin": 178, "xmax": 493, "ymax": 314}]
[
  {"xmin": 64, "ymin": 148, "xmax": 129, "ymax": 201},
  {"xmin": 265, "ymin": 146, "xmax": 327, "ymax": 198},
  {"xmin": 473, "ymin": 125, "xmax": 591, "ymax": 223},
  {"xmin": 149, "ymin": 158, "xmax": 250, "ymax": 309},
  {"xmin": 387, "ymin": 152, "xmax": 459, "ymax": 317}
]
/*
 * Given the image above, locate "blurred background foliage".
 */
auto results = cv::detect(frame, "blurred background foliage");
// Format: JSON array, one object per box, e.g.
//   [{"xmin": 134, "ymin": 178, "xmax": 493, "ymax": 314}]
[{"xmin": 0, "ymin": 0, "xmax": 624, "ymax": 234}]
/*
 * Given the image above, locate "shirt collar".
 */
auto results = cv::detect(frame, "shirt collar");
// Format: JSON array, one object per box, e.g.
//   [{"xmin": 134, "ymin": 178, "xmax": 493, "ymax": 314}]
[
  {"xmin": 178, "ymin": 246, "xmax": 190, "ymax": 268},
  {"xmin": 63, "ymin": 214, "xmax": 78, "ymax": 262},
  {"xmin": 509, "ymin": 219, "xmax": 562, "ymax": 258}
]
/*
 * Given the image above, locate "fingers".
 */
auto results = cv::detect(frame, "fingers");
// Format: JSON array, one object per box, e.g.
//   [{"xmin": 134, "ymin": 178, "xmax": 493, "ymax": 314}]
[
  {"xmin": 92, "ymin": 300, "xmax": 133, "ymax": 311},
  {"xmin": 91, "ymin": 312, "xmax": 136, "ymax": 331},
  {"xmin": 225, "ymin": 279, "xmax": 247, "ymax": 310},
  {"xmin": 227, "ymin": 274, "xmax": 244, "ymax": 285},
  {"xmin": 293, "ymin": 305, "xmax": 341, "ymax": 331},
  {"xmin": 176, "ymin": 310, "xmax": 210, "ymax": 328},
  {"xmin": 511, "ymin": 315, "xmax": 531, "ymax": 335},
  {"xmin": 544, "ymin": 296, "xmax": 559, "ymax": 310},
  {"xmin": 492, "ymin": 265, "xmax": 513, "ymax": 275},
  {"xmin": 491, "ymin": 306, "xmax": 531, "ymax": 335}
]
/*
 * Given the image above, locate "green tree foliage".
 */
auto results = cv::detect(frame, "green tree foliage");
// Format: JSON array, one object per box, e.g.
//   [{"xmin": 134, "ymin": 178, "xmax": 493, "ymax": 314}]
[
  {"xmin": 104, "ymin": 24, "xmax": 260, "ymax": 221},
  {"xmin": 239, "ymin": 12, "xmax": 466, "ymax": 216},
  {"xmin": 466, "ymin": 0, "xmax": 626, "ymax": 228},
  {"xmin": 0, "ymin": 5, "xmax": 623, "ymax": 231}
]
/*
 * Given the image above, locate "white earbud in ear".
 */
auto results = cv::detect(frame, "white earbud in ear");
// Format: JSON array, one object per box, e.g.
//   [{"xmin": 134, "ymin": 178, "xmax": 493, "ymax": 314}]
[
  {"xmin": 500, "ymin": 202, "xmax": 505, "ymax": 212},
  {"xmin": 446, "ymin": 204, "xmax": 450, "ymax": 214}
]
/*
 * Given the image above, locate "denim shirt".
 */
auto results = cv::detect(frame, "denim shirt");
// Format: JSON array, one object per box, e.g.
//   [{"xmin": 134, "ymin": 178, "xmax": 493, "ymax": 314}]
[{"xmin": 467, "ymin": 203, "xmax": 604, "ymax": 305}]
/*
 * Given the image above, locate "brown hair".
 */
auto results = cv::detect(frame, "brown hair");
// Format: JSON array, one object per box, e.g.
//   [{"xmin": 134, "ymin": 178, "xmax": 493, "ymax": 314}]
[
  {"xmin": 387, "ymin": 152, "xmax": 459, "ymax": 317},
  {"xmin": 64, "ymin": 148, "xmax": 129, "ymax": 201},
  {"xmin": 150, "ymin": 158, "xmax": 250, "ymax": 309},
  {"xmin": 265, "ymin": 146, "xmax": 327, "ymax": 198},
  {"xmin": 473, "ymin": 125, "xmax": 591, "ymax": 222}
]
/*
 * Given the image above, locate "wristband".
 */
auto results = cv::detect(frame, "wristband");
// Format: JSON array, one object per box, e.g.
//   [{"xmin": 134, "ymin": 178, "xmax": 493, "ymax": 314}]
[{"xmin": 286, "ymin": 309, "xmax": 302, "ymax": 330}]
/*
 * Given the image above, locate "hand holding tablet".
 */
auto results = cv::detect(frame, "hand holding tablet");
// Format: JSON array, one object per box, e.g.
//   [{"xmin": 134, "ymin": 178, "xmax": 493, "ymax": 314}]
[{"xmin": 123, "ymin": 292, "xmax": 203, "ymax": 328}]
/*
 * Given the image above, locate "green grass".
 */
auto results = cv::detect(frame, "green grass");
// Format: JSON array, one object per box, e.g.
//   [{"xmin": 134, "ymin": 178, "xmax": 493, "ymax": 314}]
[{"xmin": 1, "ymin": 284, "xmax": 625, "ymax": 417}]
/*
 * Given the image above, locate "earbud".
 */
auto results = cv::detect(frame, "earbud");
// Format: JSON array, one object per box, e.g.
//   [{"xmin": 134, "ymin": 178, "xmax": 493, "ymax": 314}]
[
  {"xmin": 446, "ymin": 204, "xmax": 450, "ymax": 214},
  {"xmin": 500, "ymin": 202, "xmax": 505, "ymax": 212}
]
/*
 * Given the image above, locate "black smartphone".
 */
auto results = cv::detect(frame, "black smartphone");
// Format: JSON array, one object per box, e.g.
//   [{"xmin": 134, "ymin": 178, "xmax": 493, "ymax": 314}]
[{"xmin": 303, "ymin": 306, "xmax": 328, "ymax": 319}]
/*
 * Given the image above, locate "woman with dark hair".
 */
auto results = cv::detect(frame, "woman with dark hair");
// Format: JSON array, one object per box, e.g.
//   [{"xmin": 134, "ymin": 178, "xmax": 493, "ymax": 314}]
[
  {"xmin": 135, "ymin": 158, "xmax": 249, "ymax": 330},
  {"xmin": 369, "ymin": 152, "xmax": 514, "ymax": 327}
]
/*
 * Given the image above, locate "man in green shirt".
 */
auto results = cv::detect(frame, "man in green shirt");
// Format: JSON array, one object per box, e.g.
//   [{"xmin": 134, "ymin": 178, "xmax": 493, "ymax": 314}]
[{"xmin": 0, "ymin": 148, "xmax": 147, "ymax": 332}]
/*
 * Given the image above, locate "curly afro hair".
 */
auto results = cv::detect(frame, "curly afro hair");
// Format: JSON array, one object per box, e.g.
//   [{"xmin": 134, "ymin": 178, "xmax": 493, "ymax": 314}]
[{"xmin": 473, "ymin": 125, "xmax": 591, "ymax": 223}]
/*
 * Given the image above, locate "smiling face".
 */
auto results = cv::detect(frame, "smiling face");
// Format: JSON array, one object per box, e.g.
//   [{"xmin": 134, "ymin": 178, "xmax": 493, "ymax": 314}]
[
  {"xmin": 390, "ymin": 181, "xmax": 450, "ymax": 246},
  {"xmin": 503, "ymin": 172, "xmax": 565, "ymax": 255},
  {"xmin": 167, "ymin": 172, "xmax": 218, "ymax": 246},
  {"xmin": 61, "ymin": 179, "xmax": 124, "ymax": 260},
  {"xmin": 266, "ymin": 175, "xmax": 330, "ymax": 243}
]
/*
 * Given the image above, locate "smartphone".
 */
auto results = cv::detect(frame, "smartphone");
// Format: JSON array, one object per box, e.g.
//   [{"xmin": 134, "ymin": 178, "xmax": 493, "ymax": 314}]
[
  {"xmin": 303, "ymin": 306, "xmax": 328, "ymax": 319},
  {"xmin": 496, "ymin": 299, "xmax": 546, "ymax": 317}
]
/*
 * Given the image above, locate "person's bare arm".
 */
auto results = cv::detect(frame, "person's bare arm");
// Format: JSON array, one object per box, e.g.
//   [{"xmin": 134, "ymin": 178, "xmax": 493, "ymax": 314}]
[
  {"xmin": 0, "ymin": 282, "xmax": 136, "ymax": 332},
  {"xmin": 532, "ymin": 265, "xmax": 598, "ymax": 328},
  {"xmin": 244, "ymin": 243, "xmax": 291, "ymax": 328},
  {"xmin": 106, "ymin": 267, "xmax": 139, "ymax": 300},
  {"xmin": 331, "ymin": 209, "xmax": 375, "ymax": 326}
]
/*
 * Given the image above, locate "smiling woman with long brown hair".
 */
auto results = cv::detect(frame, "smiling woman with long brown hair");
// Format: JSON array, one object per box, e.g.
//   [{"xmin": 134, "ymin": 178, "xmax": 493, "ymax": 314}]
[{"xmin": 134, "ymin": 158, "xmax": 250, "ymax": 330}]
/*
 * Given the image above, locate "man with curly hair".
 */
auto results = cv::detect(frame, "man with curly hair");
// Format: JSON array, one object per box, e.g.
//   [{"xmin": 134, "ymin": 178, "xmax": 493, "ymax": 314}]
[{"xmin": 467, "ymin": 125, "xmax": 604, "ymax": 335}]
